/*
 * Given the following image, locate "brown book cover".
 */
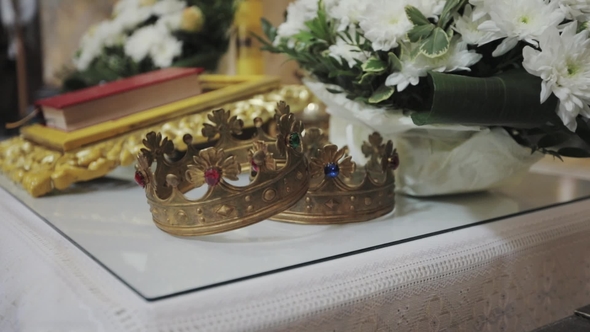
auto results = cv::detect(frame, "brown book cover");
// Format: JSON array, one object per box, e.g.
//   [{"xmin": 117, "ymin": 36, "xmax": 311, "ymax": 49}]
[{"xmin": 36, "ymin": 67, "xmax": 204, "ymax": 131}]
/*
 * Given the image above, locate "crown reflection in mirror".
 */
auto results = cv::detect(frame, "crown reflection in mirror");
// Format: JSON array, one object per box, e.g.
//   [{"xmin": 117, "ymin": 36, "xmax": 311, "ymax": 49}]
[
  {"xmin": 135, "ymin": 104, "xmax": 309, "ymax": 236},
  {"xmin": 271, "ymin": 129, "xmax": 398, "ymax": 224}
]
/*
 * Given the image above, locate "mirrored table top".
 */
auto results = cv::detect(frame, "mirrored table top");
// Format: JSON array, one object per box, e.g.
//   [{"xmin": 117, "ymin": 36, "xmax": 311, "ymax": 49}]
[{"xmin": 1, "ymin": 171, "xmax": 589, "ymax": 300}]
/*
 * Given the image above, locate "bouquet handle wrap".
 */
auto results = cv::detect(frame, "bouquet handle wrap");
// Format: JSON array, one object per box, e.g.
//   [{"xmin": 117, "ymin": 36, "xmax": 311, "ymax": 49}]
[{"xmin": 305, "ymin": 79, "xmax": 543, "ymax": 197}]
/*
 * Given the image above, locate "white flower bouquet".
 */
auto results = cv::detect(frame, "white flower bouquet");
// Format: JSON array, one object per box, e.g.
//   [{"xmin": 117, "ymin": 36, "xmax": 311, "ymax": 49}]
[
  {"xmin": 259, "ymin": 0, "xmax": 590, "ymax": 195},
  {"xmin": 62, "ymin": 0, "xmax": 237, "ymax": 91}
]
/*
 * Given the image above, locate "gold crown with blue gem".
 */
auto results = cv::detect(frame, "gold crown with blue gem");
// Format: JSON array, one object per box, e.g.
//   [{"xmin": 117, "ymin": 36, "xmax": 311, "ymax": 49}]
[
  {"xmin": 135, "ymin": 103, "xmax": 309, "ymax": 236},
  {"xmin": 270, "ymin": 116, "xmax": 399, "ymax": 224}
]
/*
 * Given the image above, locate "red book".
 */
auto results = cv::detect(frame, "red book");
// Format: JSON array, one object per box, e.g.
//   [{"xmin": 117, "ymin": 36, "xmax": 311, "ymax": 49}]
[{"xmin": 36, "ymin": 67, "xmax": 204, "ymax": 131}]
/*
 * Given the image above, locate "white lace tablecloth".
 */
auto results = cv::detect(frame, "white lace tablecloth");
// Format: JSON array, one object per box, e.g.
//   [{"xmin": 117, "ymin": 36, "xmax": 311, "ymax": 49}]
[{"xmin": 1, "ymin": 185, "xmax": 590, "ymax": 332}]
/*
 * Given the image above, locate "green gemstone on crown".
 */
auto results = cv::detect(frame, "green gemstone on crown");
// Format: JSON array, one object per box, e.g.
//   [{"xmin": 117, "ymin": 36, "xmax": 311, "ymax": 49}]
[{"xmin": 288, "ymin": 132, "xmax": 301, "ymax": 149}]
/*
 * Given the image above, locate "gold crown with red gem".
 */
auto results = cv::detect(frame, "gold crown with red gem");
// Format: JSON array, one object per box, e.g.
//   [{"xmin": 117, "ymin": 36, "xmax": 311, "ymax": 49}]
[
  {"xmin": 270, "ymin": 127, "xmax": 399, "ymax": 224},
  {"xmin": 135, "ymin": 104, "xmax": 309, "ymax": 236}
]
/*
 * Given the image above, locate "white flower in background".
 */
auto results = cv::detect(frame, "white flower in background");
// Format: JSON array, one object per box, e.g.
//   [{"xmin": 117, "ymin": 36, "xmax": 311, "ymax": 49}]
[
  {"xmin": 74, "ymin": 21, "xmax": 128, "ymax": 71},
  {"xmin": 327, "ymin": 0, "xmax": 367, "ymax": 31},
  {"xmin": 150, "ymin": 33, "xmax": 183, "ymax": 67},
  {"xmin": 124, "ymin": 25, "xmax": 183, "ymax": 67},
  {"xmin": 523, "ymin": 23, "xmax": 590, "ymax": 131},
  {"xmin": 275, "ymin": 0, "xmax": 319, "ymax": 46},
  {"xmin": 385, "ymin": 38, "xmax": 482, "ymax": 92},
  {"xmin": 558, "ymin": 0, "xmax": 590, "ymax": 20},
  {"xmin": 469, "ymin": 0, "xmax": 487, "ymax": 20},
  {"xmin": 477, "ymin": 0, "xmax": 565, "ymax": 57},
  {"xmin": 157, "ymin": 12, "xmax": 183, "ymax": 30},
  {"xmin": 113, "ymin": 0, "xmax": 140, "ymax": 16},
  {"xmin": 124, "ymin": 26, "xmax": 156, "ymax": 62},
  {"xmin": 359, "ymin": 0, "xmax": 413, "ymax": 52},
  {"xmin": 328, "ymin": 27, "xmax": 370, "ymax": 68},
  {"xmin": 453, "ymin": 5, "xmax": 496, "ymax": 45},
  {"xmin": 112, "ymin": 3, "xmax": 152, "ymax": 32},
  {"xmin": 412, "ymin": 0, "xmax": 445, "ymax": 20},
  {"xmin": 384, "ymin": 43, "xmax": 425, "ymax": 92},
  {"xmin": 152, "ymin": 0, "xmax": 185, "ymax": 16}
]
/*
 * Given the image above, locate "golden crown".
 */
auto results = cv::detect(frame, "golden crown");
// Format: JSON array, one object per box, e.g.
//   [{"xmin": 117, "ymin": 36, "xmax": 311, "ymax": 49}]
[
  {"xmin": 135, "ymin": 105, "xmax": 309, "ymax": 236},
  {"xmin": 271, "ymin": 128, "xmax": 399, "ymax": 224}
]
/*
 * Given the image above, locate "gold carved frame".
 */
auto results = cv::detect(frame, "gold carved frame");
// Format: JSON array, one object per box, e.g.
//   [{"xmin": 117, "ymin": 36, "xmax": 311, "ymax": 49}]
[{"xmin": 0, "ymin": 76, "xmax": 317, "ymax": 197}]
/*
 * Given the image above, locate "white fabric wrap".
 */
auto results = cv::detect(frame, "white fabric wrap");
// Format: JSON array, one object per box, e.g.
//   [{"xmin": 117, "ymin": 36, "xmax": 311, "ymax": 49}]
[{"xmin": 304, "ymin": 78, "xmax": 543, "ymax": 196}]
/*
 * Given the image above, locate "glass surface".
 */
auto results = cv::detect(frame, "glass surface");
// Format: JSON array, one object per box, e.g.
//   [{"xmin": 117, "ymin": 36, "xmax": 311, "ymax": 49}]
[{"xmin": 1, "ymin": 171, "xmax": 590, "ymax": 300}]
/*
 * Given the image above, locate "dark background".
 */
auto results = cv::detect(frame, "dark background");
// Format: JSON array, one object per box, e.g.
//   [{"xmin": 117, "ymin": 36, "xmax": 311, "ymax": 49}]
[{"xmin": 0, "ymin": 12, "xmax": 43, "ymax": 136}]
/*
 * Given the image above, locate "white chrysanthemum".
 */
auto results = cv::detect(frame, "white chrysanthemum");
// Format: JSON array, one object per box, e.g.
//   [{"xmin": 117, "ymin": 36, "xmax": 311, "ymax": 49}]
[
  {"xmin": 327, "ymin": 0, "xmax": 367, "ymax": 31},
  {"xmin": 151, "ymin": 0, "xmax": 186, "ymax": 16},
  {"xmin": 124, "ymin": 26, "xmax": 156, "ymax": 62},
  {"xmin": 113, "ymin": 0, "xmax": 140, "ymax": 17},
  {"xmin": 523, "ymin": 23, "xmax": 590, "ymax": 131},
  {"xmin": 469, "ymin": 0, "xmax": 487, "ymax": 20},
  {"xmin": 385, "ymin": 38, "xmax": 482, "ymax": 92},
  {"xmin": 112, "ymin": 4, "xmax": 152, "ymax": 32},
  {"xmin": 156, "ymin": 12, "xmax": 183, "ymax": 31},
  {"xmin": 74, "ymin": 21, "xmax": 127, "ymax": 71},
  {"xmin": 558, "ymin": 0, "xmax": 590, "ymax": 20},
  {"xmin": 477, "ymin": 0, "xmax": 565, "ymax": 57},
  {"xmin": 151, "ymin": 34, "xmax": 183, "ymax": 67},
  {"xmin": 359, "ymin": 0, "xmax": 413, "ymax": 52},
  {"xmin": 412, "ymin": 0, "xmax": 445, "ymax": 20},
  {"xmin": 274, "ymin": 0, "xmax": 318, "ymax": 46},
  {"xmin": 453, "ymin": 5, "xmax": 496, "ymax": 45},
  {"xmin": 328, "ymin": 28, "xmax": 370, "ymax": 68},
  {"xmin": 124, "ymin": 25, "xmax": 183, "ymax": 67},
  {"xmin": 74, "ymin": 37, "xmax": 103, "ymax": 71}
]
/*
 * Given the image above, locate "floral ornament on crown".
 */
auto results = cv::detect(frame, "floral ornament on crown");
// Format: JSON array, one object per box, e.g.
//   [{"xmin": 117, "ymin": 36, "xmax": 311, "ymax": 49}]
[
  {"xmin": 310, "ymin": 145, "xmax": 356, "ymax": 180},
  {"xmin": 202, "ymin": 109, "xmax": 244, "ymax": 140},
  {"xmin": 276, "ymin": 112, "xmax": 304, "ymax": 157},
  {"xmin": 141, "ymin": 131, "xmax": 175, "ymax": 164},
  {"xmin": 135, "ymin": 153, "xmax": 155, "ymax": 188},
  {"xmin": 302, "ymin": 128, "xmax": 329, "ymax": 159},
  {"xmin": 249, "ymin": 141, "xmax": 276, "ymax": 175},
  {"xmin": 362, "ymin": 132, "xmax": 399, "ymax": 172},
  {"xmin": 185, "ymin": 148, "xmax": 241, "ymax": 187},
  {"xmin": 274, "ymin": 100, "xmax": 292, "ymax": 123}
]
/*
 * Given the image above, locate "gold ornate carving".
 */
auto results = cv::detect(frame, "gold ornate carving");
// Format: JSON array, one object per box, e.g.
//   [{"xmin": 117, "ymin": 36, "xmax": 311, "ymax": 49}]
[
  {"xmin": 0, "ymin": 85, "xmax": 316, "ymax": 197},
  {"xmin": 139, "ymin": 103, "xmax": 309, "ymax": 236}
]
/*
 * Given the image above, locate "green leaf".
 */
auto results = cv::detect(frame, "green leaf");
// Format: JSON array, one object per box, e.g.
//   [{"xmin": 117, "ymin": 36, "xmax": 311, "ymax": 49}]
[
  {"xmin": 405, "ymin": 6, "xmax": 430, "ymax": 26},
  {"xmin": 361, "ymin": 57, "xmax": 388, "ymax": 73},
  {"xmin": 326, "ymin": 88, "xmax": 344, "ymax": 94},
  {"xmin": 388, "ymin": 52, "xmax": 403, "ymax": 72},
  {"xmin": 293, "ymin": 30, "xmax": 315, "ymax": 43},
  {"xmin": 368, "ymin": 85, "xmax": 395, "ymax": 104},
  {"xmin": 411, "ymin": 70, "xmax": 560, "ymax": 127},
  {"xmin": 558, "ymin": 147, "xmax": 590, "ymax": 158},
  {"xmin": 537, "ymin": 132, "xmax": 573, "ymax": 148},
  {"xmin": 439, "ymin": 0, "xmax": 466, "ymax": 28},
  {"xmin": 261, "ymin": 18, "xmax": 277, "ymax": 41},
  {"xmin": 420, "ymin": 27, "xmax": 450, "ymax": 58},
  {"xmin": 407, "ymin": 24, "xmax": 435, "ymax": 42},
  {"xmin": 356, "ymin": 73, "xmax": 376, "ymax": 85}
]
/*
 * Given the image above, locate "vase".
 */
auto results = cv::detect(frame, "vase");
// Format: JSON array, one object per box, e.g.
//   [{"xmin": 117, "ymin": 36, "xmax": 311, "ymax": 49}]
[{"xmin": 304, "ymin": 78, "xmax": 543, "ymax": 197}]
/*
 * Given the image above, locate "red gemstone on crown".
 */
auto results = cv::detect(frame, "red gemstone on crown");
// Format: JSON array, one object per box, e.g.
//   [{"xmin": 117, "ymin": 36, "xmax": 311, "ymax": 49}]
[
  {"xmin": 250, "ymin": 159, "xmax": 259, "ymax": 173},
  {"xmin": 134, "ymin": 171, "xmax": 147, "ymax": 188},
  {"xmin": 204, "ymin": 168, "xmax": 221, "ymax": 186},
  {"xmin": 389, "ymin": 154, "xmax": 400, "ymax": 171}
]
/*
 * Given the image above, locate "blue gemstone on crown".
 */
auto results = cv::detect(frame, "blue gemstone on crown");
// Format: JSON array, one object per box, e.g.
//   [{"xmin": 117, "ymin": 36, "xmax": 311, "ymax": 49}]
[{"xmin": 324, "ymin": 163, "xmax": 339, "ymax": 178}]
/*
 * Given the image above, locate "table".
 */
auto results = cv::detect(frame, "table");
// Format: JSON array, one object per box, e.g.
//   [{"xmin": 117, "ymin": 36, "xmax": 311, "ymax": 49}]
[{"xmin": 2, "ymin": 170, "xmax": 590, "ymax": 331}]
